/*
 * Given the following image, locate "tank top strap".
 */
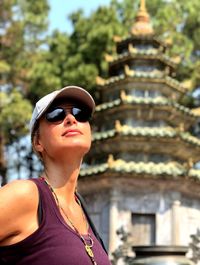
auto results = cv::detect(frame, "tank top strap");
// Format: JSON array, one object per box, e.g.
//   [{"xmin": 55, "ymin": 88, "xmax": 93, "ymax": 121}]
[{"xmin": 30, "ymin": 178, "xmax": 60, "ymax": 224}]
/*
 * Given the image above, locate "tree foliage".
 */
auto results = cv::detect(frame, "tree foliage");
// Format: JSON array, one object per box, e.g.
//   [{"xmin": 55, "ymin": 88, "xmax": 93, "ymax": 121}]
[
  {"xmin": 0, "ymin": 90, "xmax": 32, "ymax": 144},
  {"xmin": 0, "ymin": 0, "xmax": 49, "ymax": 182}
]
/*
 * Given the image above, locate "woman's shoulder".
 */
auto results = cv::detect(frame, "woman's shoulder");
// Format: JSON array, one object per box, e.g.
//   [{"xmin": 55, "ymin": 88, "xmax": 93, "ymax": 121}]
[
  {"xmin": 1, "ymin": 179, "xmax": 38, "ymax": 198},
  {"xmin": 0, "ymin": 179, "xmax": 39, "ymax": 212},
  {"xmin": 0, "ymin": 179, "xmax": 39, "ymax": 243}
]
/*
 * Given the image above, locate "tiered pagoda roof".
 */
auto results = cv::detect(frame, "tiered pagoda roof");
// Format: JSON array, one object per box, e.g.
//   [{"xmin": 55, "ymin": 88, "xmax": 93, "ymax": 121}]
[
  {"xmin": 96, "ymin": 91, "xmax": 198, "ymax": 120},
  {"xmin": 80, "ymin": 0, "xmax": 200, "ymax": 192},
  {"xmin": 81, "ymin": 155, "xmax": 200, "ymax": 181}
]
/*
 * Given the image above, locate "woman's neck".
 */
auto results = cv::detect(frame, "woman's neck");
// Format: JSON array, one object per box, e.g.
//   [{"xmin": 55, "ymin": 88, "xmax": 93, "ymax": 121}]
[{"xmin": 43, "ymin": 159, "xmax": 81, "ymax": 205}]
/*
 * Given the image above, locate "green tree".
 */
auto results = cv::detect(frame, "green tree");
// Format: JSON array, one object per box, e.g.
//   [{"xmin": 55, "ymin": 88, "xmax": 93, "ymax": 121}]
[
  {"xmin": 0, "ymin": 90, "xmax": 32, "ymax": 184},
  {"xmin": 0, "ymin": 0, "xmax": 49, "ymax": 183},
  {"xmin": 46, "ymin": 5, "xmax": 125, "ymax": 98},
  {"xmin": 0, "ymin": 0, "xmax": 49, "ymax": 90}
]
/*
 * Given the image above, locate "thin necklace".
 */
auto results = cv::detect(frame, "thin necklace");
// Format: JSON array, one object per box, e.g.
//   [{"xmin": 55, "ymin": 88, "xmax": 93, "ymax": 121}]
[{"xmin": 40, "ymin": 176, "xmax": 98, "ymax": 265}]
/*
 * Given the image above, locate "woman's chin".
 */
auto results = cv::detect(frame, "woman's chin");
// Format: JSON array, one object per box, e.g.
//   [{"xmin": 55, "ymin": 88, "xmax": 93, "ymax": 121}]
[{"xmin": 59, "ymin": 144, "xmax": 91, "ymax": 157}]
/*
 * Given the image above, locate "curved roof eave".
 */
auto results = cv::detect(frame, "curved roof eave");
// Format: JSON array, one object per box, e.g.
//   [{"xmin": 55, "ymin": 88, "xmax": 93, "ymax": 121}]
[
  {"xmin": 80, "ymin": 159, "xmax": 200, "ymax": 182},
  {"xmin": 92, "ymin": 126, "xmax": 200, "ymax": 148}
]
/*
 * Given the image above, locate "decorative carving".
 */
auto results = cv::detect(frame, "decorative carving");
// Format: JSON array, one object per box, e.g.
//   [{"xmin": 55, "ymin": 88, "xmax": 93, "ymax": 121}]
[
  {"xmin": 115, "ymin": 120, "xmax": 122, "ymax": 132},
  {"xmin": 108, "ymin": 154, "xmax": 114, "ymax": 167},
  {"xmin": 165, "ymin": 37, "xmax": 173, "ymax": 46},
  {"xmin": 191, "ymin": 107, "xmax": 200, "ymax": 116},
  {"xmin": 188, "ymin": 158, "xmax": 194, "ymax": 168},
  {"xmin": 111, "ymin": 227, "xmax": 135, "ymax": 265},
  {"xmin": 179, "ymin": 123, "xmax": 184, "ymax": 132},
  {"xmin": 172, "ymin": 56, "xmax": 181, "ymax": 64},
  {"xmin": 105, "ymin": 53, "xmax": 114, "ymax": 62},
  {"xmin": 113, "ymin": 35, "xmax": 122, "ymax": 42},
  {"xmin": 120, "ymin": 90, "xmax": 127, "ymax": 101},
  {"xmin": 124, "ymin": 65, "xmax": 134, "ymax": 76},
  {"xmin": 128, "ymin": 43, "xmax": 137, "ymax": 53},
  {"xmin": 189, "ymin": 228, "xmax": 200, "ymax": 264},
  {"xmin": 181, "ymin": 79, "xmax": 193, "ymax": 90},
  {"xmin": 96, "ymin": 76, "xmax": 106, "ymax": 86}
]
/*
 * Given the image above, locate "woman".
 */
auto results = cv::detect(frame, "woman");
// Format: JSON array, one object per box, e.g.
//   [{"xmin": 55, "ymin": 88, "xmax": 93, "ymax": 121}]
[{"xmin": 0, "ymin": 86, "xmax": 111, "ymax": 265}]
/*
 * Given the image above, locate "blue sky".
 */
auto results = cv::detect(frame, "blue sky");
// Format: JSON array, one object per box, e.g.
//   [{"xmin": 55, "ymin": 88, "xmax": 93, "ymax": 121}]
[{"xmin": 48, "ymin": 0, "xmax": 111, "ymax": 33}]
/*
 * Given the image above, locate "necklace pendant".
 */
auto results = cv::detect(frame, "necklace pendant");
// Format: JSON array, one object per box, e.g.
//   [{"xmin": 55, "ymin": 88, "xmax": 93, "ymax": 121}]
[{"xmin": 85, "ymin": 245, "xmax": 94, "ymax": 258}]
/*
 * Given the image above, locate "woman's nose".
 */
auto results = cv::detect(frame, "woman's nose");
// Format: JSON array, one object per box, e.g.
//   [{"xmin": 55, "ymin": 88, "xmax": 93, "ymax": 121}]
[{"xmin": 63, "ymin": 113, "xmax": 77, "ymax": 125}]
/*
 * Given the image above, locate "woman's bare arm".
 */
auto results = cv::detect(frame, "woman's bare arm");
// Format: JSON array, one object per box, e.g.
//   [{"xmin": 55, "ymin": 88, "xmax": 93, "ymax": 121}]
[{"xmin": 0, "ymin": 180, "xmax": 39, "ymax": 246}]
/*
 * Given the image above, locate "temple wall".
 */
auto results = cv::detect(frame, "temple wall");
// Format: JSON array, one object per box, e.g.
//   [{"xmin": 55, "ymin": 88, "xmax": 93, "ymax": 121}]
[{"xmin": 83, "ymin": 188, "xmax": 200, "ymax": 254}]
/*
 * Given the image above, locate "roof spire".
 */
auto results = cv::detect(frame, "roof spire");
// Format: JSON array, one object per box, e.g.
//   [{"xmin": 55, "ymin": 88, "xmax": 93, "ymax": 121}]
[
  {"xmin": 140, "ymin": 0, "xmax": 147, "ymax": 13},
  {"xmin": 131, "ymin": 0, "xmax": 154, "ymax": 36}
]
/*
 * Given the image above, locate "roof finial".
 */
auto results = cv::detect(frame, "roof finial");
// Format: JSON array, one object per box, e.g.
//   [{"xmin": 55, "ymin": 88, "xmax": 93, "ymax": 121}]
[
  {"xmin": 131, "ymin": 0, "xmax": 154, "ymax": 36},
  {"xmin": 140, "ymin": 0, "xmax": 146, "ymax": 12}
]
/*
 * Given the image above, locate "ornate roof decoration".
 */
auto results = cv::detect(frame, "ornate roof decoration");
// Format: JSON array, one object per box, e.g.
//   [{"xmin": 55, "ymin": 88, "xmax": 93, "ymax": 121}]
[
  {"xmin": 189, "ymin": 169, "xmax": 200, "ymax": 181},
  {"xmin": 171, "ymin": 56, "xmax": 181, "ymax": 64},
  {"xmin": 115, "ymin": 120, "xmax": 122, "ymax": 132},
  {"xmin": 109, "ymin": 48, "xmax": 177, "ymax": 68},
  {"xmin": 113, "ymin": 35, "xmax": 122, "ymax": 43},
  {"xmin": 108, "ymin": 154, "xmax": 115, "ymax": 167},
  {"xmin": 80, "ymin": 156, "xmax": 200, "ymax": 181},
  {"xmin": 131, "ymin": 0, "xmax": 154, "ymax": 36},
  {"xmin": 96, "ymin": 76, "xmax": 106, "ymax": 86},
  {"xmin": 192, "ymin": 108, "xmax": 200, "ymax": 115},
  {"xmin": 93, "ymin": 125, "xmax": 174, "ymax": 140},
  {"xmin": 80, "ymin": 156, "xmax": 200, "ymax": 180},
  {"xmin": 95, "ymin": 93, "xmax": 200, "ymax": 118},
  {"xmin": 105, "ymin": 53, "xmax": 114, "ymax": 63},
  {"xmin": 181, "ymin": 79, "xmax": 193, "ymax": 90},
  {"xmin": 116, "ymin": 35, "xmax": 167, "ymax": 47},
  {"xmin": 124, "ymin": 64, "xmax": 135, "ymax": 76},
  {"xmin": 96, "ymin": 73, "xmax": 186, "ymax": 93},
  {"xmin": 128, "ymin": 43, "xmax": 138, "ymax": 53},
  {"xmin": 92, "ymin": 123, "xmax": 200, "ymax": 148}
]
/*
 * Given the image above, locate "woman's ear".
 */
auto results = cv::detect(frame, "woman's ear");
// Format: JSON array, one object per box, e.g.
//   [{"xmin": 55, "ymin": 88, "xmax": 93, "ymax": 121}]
[{"xmin": 33, "ymin": 131, "xmax": 44, "ymax": 153}]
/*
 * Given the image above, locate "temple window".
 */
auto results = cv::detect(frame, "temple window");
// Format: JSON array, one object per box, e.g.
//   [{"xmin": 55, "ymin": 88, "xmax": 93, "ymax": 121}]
[
  {"xmin": 118, "ymin": 153, "xmax": 171, "ymax": 163},
  {"xmin": 130, "ymin": 89, "xmax": 161, "ymax": 98},
  {"xmin": 121, "ymin": 47, "xmax": 128, "ymax": 54},
  {"xmin": 131, "ymin": 213, "xmax": 156, "ymax": 245},
  {"xmin": 124, "ymin": 118, "xmax": 167, "ymax": 127},
  {"xmin": 130, "ymin": 64, "xmax": 157, "ymax": 72},
  {"xmin": 101, "ymin": 121, "xmax": 115, "ymax": 131},
  {"xmin": 131, "ymin": 89, "xmax": 144, "ymax": 97},
  {"xmin": 106, "ymin": 90, "xmax": 119, "ymax": 101},
  {"xmin": 134, "ymin": 44, "xmax": 154, "ymax": 50}
]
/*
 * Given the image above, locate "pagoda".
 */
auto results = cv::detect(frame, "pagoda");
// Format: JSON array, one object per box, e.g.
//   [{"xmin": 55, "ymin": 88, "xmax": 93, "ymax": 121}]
[{"xmin": 78, "ymin": 0, "xmax": 200, "ymax": 257}]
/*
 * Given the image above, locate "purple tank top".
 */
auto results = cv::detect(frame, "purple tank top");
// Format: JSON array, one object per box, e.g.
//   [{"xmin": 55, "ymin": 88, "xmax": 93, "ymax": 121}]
[{"xmin": 0, "ymin": 178, "xmax": 111, "ymax": 265}]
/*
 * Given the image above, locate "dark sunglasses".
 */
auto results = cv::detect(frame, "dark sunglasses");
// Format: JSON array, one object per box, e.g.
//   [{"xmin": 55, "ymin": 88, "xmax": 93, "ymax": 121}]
[{"xmin": 45, "ymin": 107, "xmax": 92, "ymax": 123}]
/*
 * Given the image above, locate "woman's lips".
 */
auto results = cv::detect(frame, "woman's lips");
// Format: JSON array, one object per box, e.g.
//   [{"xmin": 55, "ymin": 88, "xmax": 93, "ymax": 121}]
[{"xmin": 62, "ymin": 129, "xmax": 82, "ymax": 136}]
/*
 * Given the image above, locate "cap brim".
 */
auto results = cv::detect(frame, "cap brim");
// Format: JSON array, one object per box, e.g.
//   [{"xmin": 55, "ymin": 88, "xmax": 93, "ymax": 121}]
[
  {"xmin": 39, "ymin": 85, "xmax": 95, "ymax": 120},
  {"xmin": 55, "ymin": 86, "xmax": 95, "ymax": 114}
]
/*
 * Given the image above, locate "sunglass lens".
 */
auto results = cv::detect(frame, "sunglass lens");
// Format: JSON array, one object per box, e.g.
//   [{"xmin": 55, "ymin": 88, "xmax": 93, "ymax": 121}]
[
  {"xmin": 46, "ymin": 108, "xmax": 65, "ymax": 122},
  {"xmin": 72, "ymin": 107, "xmax": 91, "ymax": 122}
]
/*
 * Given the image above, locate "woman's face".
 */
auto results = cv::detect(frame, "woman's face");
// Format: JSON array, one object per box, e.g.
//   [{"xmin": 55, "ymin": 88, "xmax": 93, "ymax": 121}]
[{"xmin": 34, "ymin": 100, "xmax": 92, "ymax": 161}]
